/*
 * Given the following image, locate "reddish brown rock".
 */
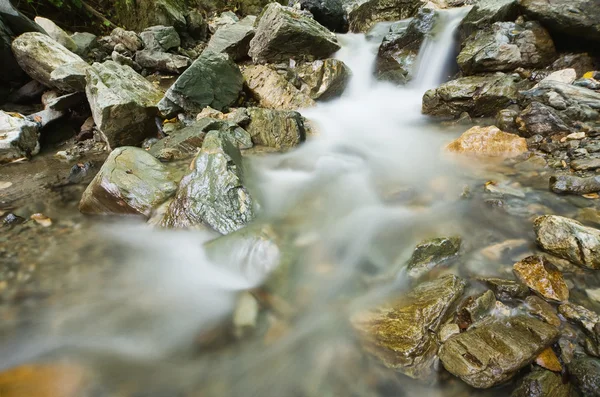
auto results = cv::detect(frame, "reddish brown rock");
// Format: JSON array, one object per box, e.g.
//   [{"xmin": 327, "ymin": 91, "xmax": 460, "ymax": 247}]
[
  {"xmin": 513, "ymin": 255, "xmax": 569, "ymax": 303},
  {"xmin": 446, "ymin": 126, "xmax": 528, "ymax": 159}
]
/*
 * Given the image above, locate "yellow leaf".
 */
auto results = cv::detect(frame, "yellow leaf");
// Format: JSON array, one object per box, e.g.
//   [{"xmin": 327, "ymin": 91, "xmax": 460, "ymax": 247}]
[
  {"xmin": 583, "ymin": 71, "xmax": 595, "ymax": 79},
  {"xmin": 583, "ymin": 193, "xmax": 600, "ymax": 199}
]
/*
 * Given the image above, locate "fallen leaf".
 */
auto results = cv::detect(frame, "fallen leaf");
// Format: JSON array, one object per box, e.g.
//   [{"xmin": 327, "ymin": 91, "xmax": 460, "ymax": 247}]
[
  {"xmin": 583, "ymin": 71, "xmax": 595, "ymax": 79},
  {"xmin": 163, "ymin": 117, "xmax": 178, "ymax": 124},
  {"xmin": 583, "ymin": 193, "xmax": 600, "ymax": 199},
  {"xmin": 30, "ymin": 213, "xmax": 52, "ymax": 227},
  {"xmin": 535, "ymin": 347, "xmax": 562, "ymax": 372},
  {"xmin": 561, "ymin": 160, "xmax": 567, "ymax": 168},
  {"xmin": 0, "ymin": 181, "xmax": 12, "ymax": 189}
]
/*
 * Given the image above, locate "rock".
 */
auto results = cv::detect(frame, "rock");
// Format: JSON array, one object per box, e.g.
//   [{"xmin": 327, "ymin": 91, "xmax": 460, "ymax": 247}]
[
  {"xmin": 439, "ymin": 323, "xmax": 460, "ymax": 343},
  {"xmin": 245, "ymin": 107, "xmax": 305, "ymax": 150},
  {"xmin": 446, "ymin": 126, "xmax": 528, "ymax": 159},
  {"xmin": 139, "ymin": 25, "xmax": 180, "ymax": 52},
  {"xmin": 477, "ymin": 277, "xmax": 530, "ymax": 301},
  {"xmin": 242, "ymin": 64, "xmax": 315, "ymax": 110},
  {"xmin": 439, "ymin": 315, "xmax": 559, "ymax": 388},
  {"xmin": 495, "ymin": 107, "xmax": 520, "ymax": 133},
  {"xmin": 541, "ymin": 69, "xmax": 577, "ymax": 85},
  {"xmin": 208, "ymin": 11, "xmax": 239, "ymax": 34},
  {"xmin": 248, "ymin": 3, "xmax": 340, "ymax": 63},
  {"xmin": 135, "ymin": 50, "xmax": 190, "ymax": 74},
  {"xmin": 161, "ymin": 131, "xmax": 254, "ymax": 234},
  {"xmin": 550, "ymin": 175, "xmax": 600, "ymax": 195},
  {"xmin": 525, "ymin": 296, "xmax": 561, "ymax": 327},
  {"xmin": 1, "ymin": 17, "xmax": 26, "ymax": 90},
  {"xmin": 85, "ymin": 61, "xmax": 163, "ymax": 148},
  {"xmin": 0, "ymin": 362, "xmax": 89, "ymax": 397},
  {"xmin": 6, "ymin": 80, "xmax": 45, "ymax": 104},
  {"xmin": 458, "ymin": 290, "xmax": 497, "ymax": 325},
  {"xmin": 348, "ymin": 0, "xmax": 425, "ymax": 33},
  {"xmin": 186, "ymin": 9, "xmax": 208, "ymax": 40},
  {"xmin": 294, "ymin": 58, "xmax": 351, "ymax": 100},
  {"xmin": 71, "ymin": 32, "xmax": 97, "ymax": 56},
  {"xmin": 535, "ymin": 347, "xmax": 562, "ymax": 372},
  {"xmin": 79, "ymin": 147, "xmax": 178, "ymax": 217},
  {"xmin": 534, "ymin": 215, "xmax": 600, "ymax": 270},
  {"xmin": 457, "ymin": 21, "xmax": 556, "ymax": 75},
  {"xmin": 292, "ymin": 0, "xmax": 347, "ymax": 32},
  {"xmin": 422, "ymin": 74, "xmax": 519, "ymax": 118},
  {"xmin": 110, "ymin": 27, "xmax": 143, "ymax": 52},
  {"xmin": 375, "ymin": 8, "xmax": 436, "ymax": 84},
  {"xmin": 351, "ymin": 275, "xmax": 465, "ymax": 380},
  {"xmin": 205, "ymin": 18, "xmax": 255, "ymax": 61},
  {"xmin": 34, "ymin": 17, "xmax": 77, "ymax": 52},
  {"xmin": 571, "ymin": 158, "xmax": 600, "ymax": 171},
  {"xmin": 552, "ymin": 53, "xmax": 598, "ymax": 79},
  {"xmin": 513, "ymin": 255, "xmax": 569, "ymax": 303},
  {"xmin": 520, "ymin": 0, "xmax": 600, "ymax": 43},
  {"xmin": 511, "ymin": 369, "xmax": 575, "ymax": 397},
  {"xmin": 0, "ymin": 0, "xmax": 46, "ymax": 35},
  {"xmin": 569, "ymin": 357, "xmax": 600, "ymax": 397},
  {"xmin": 0, "ymin": 110, "xmax": 39, "ymax": 163},
  {"xmin": 232, "ymin": 291, "xmax": 259, "ymax": 337},
  {"xmin": 405, "ymin": 236, "xmax": 460, "ymax": 279},
  {"xmin": 459, "ymin": 0, "xmax": 519, "ymax": 40},
  {"xmin": 515, "ymin": 101, "xmax": 572, "ymax": 138},
  {"xmin": 159, "ymin": 50, "xmax": 243, "ymax": 115},
  {"xmin": 11, "ymin": 32, "xmax": 89, "ymax": 92},
  {"xmin": 113, "ymin": 0, "xmax": 187, "ymax": 33},
  {"xmin": 520, "ymin": 80, "xmax": 600, "ymax": 121},
  {"xmin": 49, "ymin": 62, "xmax": 89, "ymax": 92}
]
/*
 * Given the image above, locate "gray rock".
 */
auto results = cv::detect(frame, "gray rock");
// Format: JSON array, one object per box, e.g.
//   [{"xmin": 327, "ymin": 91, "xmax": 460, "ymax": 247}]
[
  {"xmin": 405, "ymin": 236, "xmax": 461, "ymax": 279},
  {"xmin": 0, "ymin": 110, "xmax": 39, "ymax": 163},
  {"xmin": 85, "ymin": 61, "xmax": 163, "ymax": 148},
  {"xmin": 351, "ymin": 275, "xmax": 466, "ymax": 380},
  {"xmin": 112, "ymin": 0, "xmax": 187, "ymax": 33},
  {"xmin": 295, "ymin": 58, "xmax": 351, "ymax": 100},
  {"xmin": 459, "ymin": 0, "xmax": 519, "ymax": 40},
  {"xmin": 292, "ymin": 0, "xmax": 347, "ymax": 32},
  {"xmin": 11, "ymin": 32, "xmax": 89, "ymax": 92},
  {"xmin": 159, "ymin": 50, "xmax": 243, "ymax": 115},
  {"xmin": 496, "ymin": 107, "xmax": 520, "ymax": 133},
  {"xmin": 206, "ymin": 18, "xmax": 255, "ymax": 61},
  {"xmin": 550, "ymin": 175, "xmax": 600, "ymax": 195},
  {"xmin": 208, "ymin": 11, "xmax": 239, "ymax": 34},
  {"xmin": 186, "ymin": 9, "xmax": 208, "ymax": 40},
  {"xmin": 49, "ymin": 62, "xmax": 89, "ymax": 92},
  {"xmin": 348, "ymin": 0, "xmax": 425, "ymax": 33},
  {"xmin": 571, "ymin": 158, "xmax": 600, "ymax": 171},
  {"xmin": 34, "ymin": 17, "xmax": 77, "ymax": 52},
  {"xmin": 422, "ymin": 73, "xmax": 519, "ymax": 118},
  {"xmin": 516, "ymin": 101, "xmax": 572, "ymax": 138},
  {"xmin": 245, "ymin": 107, "xmax": 305, "ymax": 149},
  {"xmin": 140, "ymin": 25, "xmax": 180, "ymax": 51},
  {"xmin": 135, "ymin": 50, "xmax": 190, "ymax": 74},
  {"xmin": 71, "ymin": 32, "xmax": 97, "ymax": 56},
  {"xmin": 249, "ymin": 3, "xmax": 340, "ymax": 63},
  {"xmin": 0, "ymin": 0, "xmax": 46, "ymax": 35},
  {"xmin": 457, "ymin": 21, "xmax": 556, "ymax": 75},
  {"xmin": 511, "ymin": 369, "xmax": 576, "ymax": 397},
  {"xmin": 534, "ymin": 215, "xmax": 600, "ymax": 270},
  {"xmin": 439, "ymin": 315, "xmax": 559, "ymax": 388},
  {"xmin": 79, "ymin": 147, "xmax": 178, "ymax": 217},
  {"xmin": 161, "ymin": 131, "xmax": 254, "ymax": 234},
  {"xmin": 110, "ymin": 27, "xmax": 143, "ymax": 52},
  {"xmin": 569, "ymin": 357, "xmax": 600, "ymax": 397}
]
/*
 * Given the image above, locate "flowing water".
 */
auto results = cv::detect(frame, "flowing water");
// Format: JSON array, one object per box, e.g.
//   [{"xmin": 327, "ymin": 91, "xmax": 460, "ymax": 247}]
[{"xmin": 2, "ymin": 6, "xmax": 600, "ymax": 396}]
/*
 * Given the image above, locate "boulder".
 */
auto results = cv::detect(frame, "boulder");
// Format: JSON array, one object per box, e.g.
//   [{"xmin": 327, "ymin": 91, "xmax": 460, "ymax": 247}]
[
  {"xmin": 351, "ymin": 275, "xmax": 465, "ymax": 380},
  {"xmin": 568, "ymin": 357, "xmax": 600, "ymax": 397},
  {"xmin": 158, "ymin": 50, "xmax": 243, "ymax": 115},
  {"xmin": 459, "ymin": 0, "xmax": 519, "ymax": 40},
  {"xmin": 511, "ymin": 369, "xmax": 576, "ymax": 397},
  {"xmin": 515, "ymin": 101, "xmax": 572, "ymax": 137},
  {"xmin": 375, "ymin": 8, "xmax": 436, "ymax": 84},
  {"xmin": 292, "ymin": 0, "xmax": 347, "ymax": 32},
  {"xmin": 0, "ymin": 0, "xmax": 46, "ymax": 35},
  {"xmin": 33, "ymin": 17, "xmax": 77, "ymax": 52},
  {"xmin": 79, "ymin": 147, "xmax": 178, "ymax": 217},
  {"xmin": 405, "ymin": 236, "xmax": 461, "ymax": 279},
  {"xmin": 205, "ymin": 17, "xmax": 255, "ymax": 61},
  {"xmin": 295, "ymin": 58, "xmax": 351, "ymax": 100},
  {"xmin": 446, "ymin": 126, "xmax": 528, "ymax": 159},
  {"xmin": 135, "ymin": 50, "xmax": 190, "ymax": 74},
  {"xmin": 161, "ymin": 131, "xmax": 254, "ymax": 234},
  {"xmin": 11, "ymin": 32, "xmax": 89, "ymax": 92},
  {"xmin": 541, "ymin": 68, "xmax": 577, "ymax": 85},
  {"xmin": 208, "ymin": 11, "xmax": 239, "ymax": 34},
  {"xmin": 248, "ymin": 3, "xmax": 340, "ymax": 63},
  {"xmin": 245, "ymin": 107, "xmax": 305, "ymax": 149},
  {"xmin": 348, "ymin": 0, "xmax": 425, "ymax": 33},
  {"xmin": 550, "ymin": 175, "xmax": 600, "ymax": 195},
  {"xmin": 520, "ymin": 80, "xmax": 600, "ymax": 121},
  {"xmin": 1, "ymin": 17, "xmax": 26, "ymax": 90},
  {"xmin": 439, "ymin": 316, "xmax": 559, "ymax": 388},
  {"xmin": 571, "ymin": 158, "xmax": 600, "ymax": 171},
  {"xmin": 49, "ymin": 62, "xmax": 89, "ymax": 92},
  {"xmin": 457, "ymin": 21, "xmax": 556, "ymax": 75},
  {"xmin": 71, "ymin": 32, "xmax": 97, "ymax": 57},
  {"xmin": 422, "ymin": 74, "xmax": 519, "ymax": 118},
  {"xmin": 513, "ymin": 255, "xmax": 569, "ymax": 302},
  {"xmin": 242, "ymin": 64, "xmax": 315, "ymax": 110},
  {"xmin": 139, "ymin": 25, "xmax": 180, "ymax": 52},
  {"xmin": 85, "ymin": 61, "xmax": 163, "ymax": 148},
  {"xmin": 534, "ymin": 215, "xmax": 600, "ymax": 270},
  {"xmin": 113, "ymin": 0, "xmax": 187, "ymax": 34},
  {"xmin": 0, "ymin": 110, "xmax": 39, "ymax": 163},
  {"xmin": 551, "ymin": 53, "xmax": 598, "ymax": 79},
  {"xmin": 495, "ymin": 107, "xmax": 520, "ymax": 133},
  {"xmin": 520, "ymin": 0, "xmax": 600, "ymax": 42},
  {"xmin": 110, "ymin": 27, "xmax": 143, "ymax": 52}
]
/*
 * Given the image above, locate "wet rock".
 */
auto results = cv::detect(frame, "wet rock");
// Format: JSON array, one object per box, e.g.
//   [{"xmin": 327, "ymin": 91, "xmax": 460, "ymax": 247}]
[
  {"xmin": 139, "ymin": 25, "xmax": 180, "ymax": 52},
  {"xmin": 559, "ymin": 303, "xmax": 600, "ymax": 335},
  {"xmin": 292, "ymin": 0, "xmax": 347, "ymax": 32},
  {"xmin": 71, "ymin": 32, "xmax": 97, "ymax": 56},
  {"xmin": 478, "ymin": 277, "xmax": 530, "ymax": 301},
  {"xmin": 552, "ymin": 53, "xmax": 598, "ymax": 79},
  {"xmin": 242, "ymin": 64, "xmax": 315, "ymax": 110},
  {"xmin": 206, "ymin": 17, "xmax": 255, "ymax": 61},
  {"xmin": 375, "ymin": 8, "xmax": 436, "ymax": 84},
  {"xmin": 249, "ymin": 3, "xmax": 340, "ymax": 63},
  {"xmin": 0, "ymin": 110, "xmax": 39, "ymax": 163},
  {"xmin": 446, "ymin": 126, "xmax": 528, "ymax": 159},
  {"xmin": 569, "ymin": 356, "xmax": 600, "ymax": 397},
  {"xmin": 34, "ymin": 17, "xmax": 77, "ymax": 52},
  {"xmin": 516, "ymin": 101, "xmax": 572, "ymax": 138},
  {"xmin": 520, "ymin": 0, "xmax": 600, "ymax": 43},
  {"xmin": 0, "ymin": 363, "xmax": 90, "ymax": 397},
  {"xmin": 135, "ymin": 50, "xmax": 190, "ymax": 74},
  {"xmin": 439, "ymin": 323, "xmax": 460, "ymax": 343},
  {"xmin": 245, "ymin": 107, "xmax": 305, "ymax": 150},
  {"xmin": 525, "ymin": 295, "xmax": 561, "ymax": 327},
  {"xmin": 110, "ymin": 27, "xmax": 143, "ymax": 52},
  {"xmin": 295, "ymin": 58, "xmax": 351, "ymax": 100},
  {"xmin": 351, "ymin": 275, "xmax": 466, "ymax": 379},
  {"xmin": 422, "ymin": 74, "xmax": 519, "ymax": 118},
  {"xmin": 158, "ymin": 50, "xmax": 243, "ymax": 115},
  {"xmin": 79, "ymin": 147, "xmax": 178, "ymax": 217},
  {"xmin": 459, "ymin": 290, "xmax": 496, "ymax": 325},
  {"xmin": 534, "ymin": 215, "xmax": 600, "ymax": 270},
  {"xmin": 348, "ymin": 0, "xmax": 425, "ymax": 33},
  {"xmin": 496, "ymin": 107, "xmax": 520, "ymax": 133},
  {"xmin": 85, "ymin": 60, "xmax": 163, "ymax": 148},
  {"xmin": 511, "ymin": 368, "xmax": 575, "ymax": 397},
  {"xmin": 571, "ymin": 158, "xmax": 600, "ymax": 171},
  {"xmin": 457, "ymin": 21, "xmax": 556, "ymax": 75},
  {"xmin": 513, "ymin": 255, "xmax": 569, "ymax": 302},
  {"xmin": 11, "ymin": 32, "xmax": 89, "ymax": 92},
  {"xmin": 535, "ymin": 347, "xmax": 562, "ymax": 372},
  {"xmin": 439, "ymin": 315, "xmax": 559, "ymax": 388},
  {"xmin": 405, "ymin": 236, "xmax": 461, "ymax": 279},
  {"xmin": 459, "ymin": 0, "xmax": 519, "ymax": 40},
  {"xmin": 550, "ymin": 175, "xmax": 600, "ymax": 195},
  {"xmin": 162, "ymin": 131, "xmax": 254, "ymax": 234}
]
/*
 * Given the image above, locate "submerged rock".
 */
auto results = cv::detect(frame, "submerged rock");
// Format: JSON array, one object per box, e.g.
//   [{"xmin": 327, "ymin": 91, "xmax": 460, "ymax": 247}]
[
  {"xmin": 206, "ymin": 17, "xmax": 255, "ymax": 61},
  {"xmin": 292, "ymin": 0, "xmax": 347, "ymax": 32},
  {"xmin": 85, "ymin": 61, "xmax": 163, "ymax": 148},
  {"xmin": 405, "ymin": 236, "xmax": 461, "ymax": 279},
  {"xmin": 511, "ymin": 368, "xmax": 575, "ymax": 397},
  {"xmin": 0, "ymin": 110, "xmax": 39, "ymax": 163},
  {"xmin": 446, "ymin": 126, "xmax": 528, "ymax": 159},
  {"xmin": 139, "ymin": 25, "xmax": 180, "ymax": 52},
  {"xmin": 351, "ymin": 275, "xmax": 465, "ymax": 380},
  {"xmin": 162, "ymin": 131, "xmax": 254, "ymax": 234},
  {"xmin": 79, "ymin": 147, "xmax": 178, "ymax": 217},
  {"xmin": 569, "ymin": 357, "xmax": 600, "ymax": 397},
  {"xmin": 513, "ymin": 255, "xmax": 569, "ymax": 303},
  {"xmin": 34, "ymin": 17, "xmax": 77, "ymax": 52},
  {"xmin": 439, "ymin": 315, "xmax": 559, "ymax": 388},
  {"xmin": 248, "ymin": 3, "xmax": 340, "ymax": 63},
  {"xmin": 295, "ymin": 58, "xmax": 351, "ymax": 100},
  {"xmin": 534, "ymin": 215, "xmax": 600, "ymax": 270},
  {"xmin": 245, "ymin": 107, "xmax": 305, "ymax": 149},
  {"xmin": 348, "ymin": 0, "xmax": 425, "ymax": 33},
  {"xmin": 550, "ymin": 175, "xmax": 600, "ymax": 195},
  {"xmin": 516, "ymin": 101, "xmax": 572, "ymax": 138}
]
